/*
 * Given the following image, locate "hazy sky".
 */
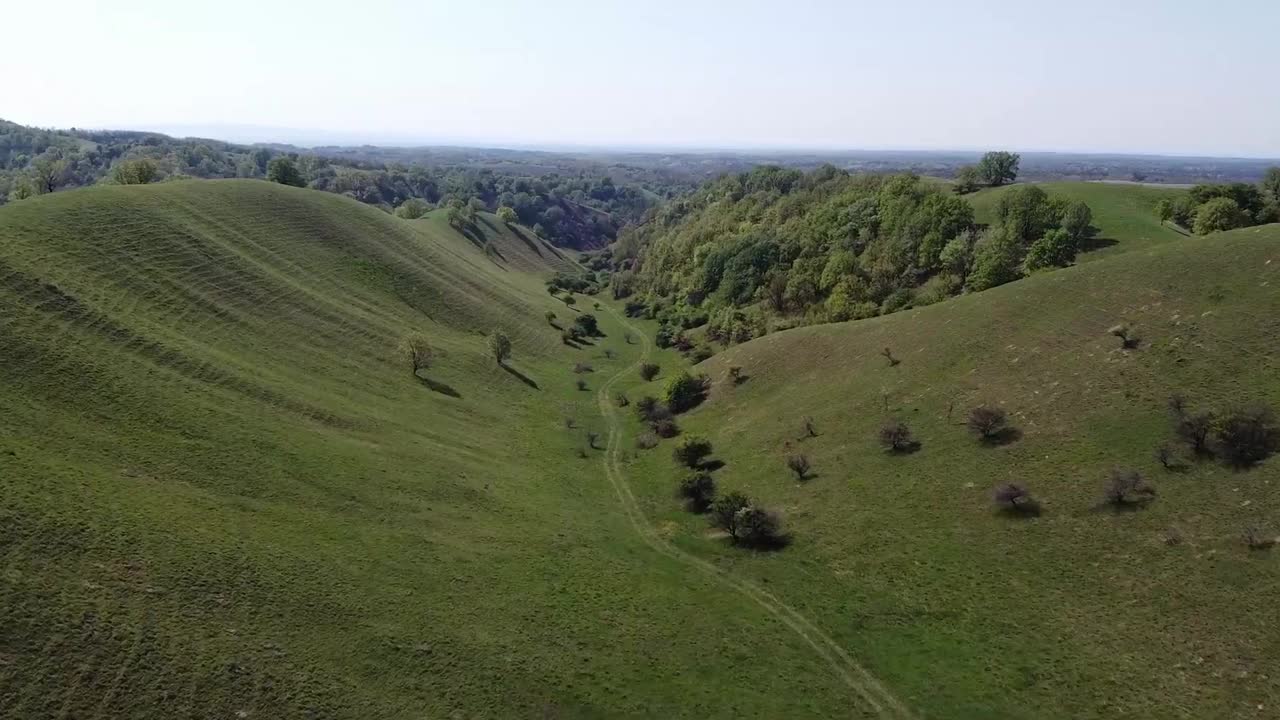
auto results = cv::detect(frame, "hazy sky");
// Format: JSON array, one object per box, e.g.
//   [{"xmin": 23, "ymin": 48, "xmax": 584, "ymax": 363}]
[{"xmin": 8, "ymin": 0, "xmax": 1279, "ymax": 156}]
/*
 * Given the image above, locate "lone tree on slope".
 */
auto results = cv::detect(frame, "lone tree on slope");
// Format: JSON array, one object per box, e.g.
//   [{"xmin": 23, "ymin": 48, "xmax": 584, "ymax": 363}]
[{"xmin": 488, "ymin": 331, "xmax": 512, "ymax": 365}]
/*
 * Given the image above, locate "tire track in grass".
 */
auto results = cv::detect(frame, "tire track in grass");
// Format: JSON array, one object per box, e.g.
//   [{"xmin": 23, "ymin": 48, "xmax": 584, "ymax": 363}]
[{"xmin": 595, "ymin": 306, "xmax": 915, "ymax": 720}]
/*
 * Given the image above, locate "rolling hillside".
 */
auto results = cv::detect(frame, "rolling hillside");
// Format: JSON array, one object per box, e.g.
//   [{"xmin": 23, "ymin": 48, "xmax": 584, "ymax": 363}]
[
  {"xmin": 0, "ymin": 180, "xmax": 873, "ymax": 718},
  {"xmin": 968, "ymin": 181, "xmax": 1189, "ymax": 260},
  {"xmin": 617, "ymin": 224, "xmax": 1280, "ymax": 718}
]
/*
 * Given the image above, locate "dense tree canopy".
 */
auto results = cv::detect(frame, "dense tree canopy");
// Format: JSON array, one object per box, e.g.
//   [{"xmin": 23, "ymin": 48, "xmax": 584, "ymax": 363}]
[{"xmin": 978, "ymin": 151, "xmax": 1020, "ymax": 186}]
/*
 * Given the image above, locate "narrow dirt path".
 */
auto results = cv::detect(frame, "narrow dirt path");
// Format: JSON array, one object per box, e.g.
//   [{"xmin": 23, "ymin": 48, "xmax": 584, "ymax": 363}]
[{"xmin": 596, "ymin": 307, "xmax": 916, "ymax": 720}]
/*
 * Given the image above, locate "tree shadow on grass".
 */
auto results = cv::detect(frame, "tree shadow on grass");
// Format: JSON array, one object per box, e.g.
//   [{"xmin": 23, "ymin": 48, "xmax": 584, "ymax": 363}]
[
  {"xmin": 415, "ymin": 375, "xmax": 462, "ymax": 398},
  {"xmin": 1092, "ymin": 497, "xmax": 1157, "ymax": 514},
  {"xmin": 499, "ymin": 363, "xmax": 539, "ymax": 389},
  {"xmin": 698, "ymin": 459, "xmax": 726, "ymax": 472},
  {"xmin": 1079, "ymin": 235, "xmax": 1119, "ymax": 254},
  {"xmin": 979, "ymin": 427, "xmax": 1023, "ymax": 447},
  {"xmin": 732, "ymin": 533, "xmax": 792, "ymax": 552},
  {"xmin": 886, "ymin": 441, "xmax": 922, "ymax": 455}
]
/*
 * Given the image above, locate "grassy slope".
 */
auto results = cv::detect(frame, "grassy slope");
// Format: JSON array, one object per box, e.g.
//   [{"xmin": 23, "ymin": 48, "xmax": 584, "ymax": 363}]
[
  {"xmin": 968, "ymin": 181, "xmax": 1188, "ymax": 261},
  {"xmin": 0, "ymin": 181, "xmax": 869, "ymax": 718},
  {"xmin": 619, "ymin": 225, "xmax": 1280, "ymax": 718}
]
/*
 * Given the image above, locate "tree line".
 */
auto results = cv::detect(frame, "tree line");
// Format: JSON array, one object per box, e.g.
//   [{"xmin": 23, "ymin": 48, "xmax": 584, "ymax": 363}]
[
  {"xmin": 610, "ymin": 155, "xmax": 1097, "ymax": 350},
  {"xmin": 0, "ymin": 119, "xmax": 680, "ymax": 249}
]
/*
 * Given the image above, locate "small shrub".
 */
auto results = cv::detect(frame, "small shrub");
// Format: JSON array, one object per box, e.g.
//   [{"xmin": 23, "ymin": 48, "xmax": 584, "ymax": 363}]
[
  {"xmin": 652, "ymin": 417, "xmax": 680, "ymax": 438},
  {"xmin": 586, "ymin": 431, "xmax": 601, "ymax": 449},
  {"xmin": 734, "ymin": 506, "xmax": 784, "ymax": 548},
  {"xmin": 993, "ymin": 483, "xmax": 1040, "ymax": 516},
  {"xmin": 728, "ymin": 366, "xmax": 744, "ymax": 385},
  {"xmin": 1176, "ymin": 410, "xmax": 1216, "ymax": 455},
  {"xmin": 635, "ymin": 396, "xmax": 663, "ymax": 422},
  {"xmin": 563, "ymin": 417, "xmax": 576, "ymax": 429},
  {"xmin": 560, "ymin": 330, "xmax": 575, "ymax": 345},
  {"xmin": 785, "ymin": 454, "xmax": 811, "ymax": 480},
  {"xmin": 1102, "ymin": 468, "xmax": 1156, "ymax": 507},
  {"xmin": 573, "ymin": 362, "xmax": 593, "ymax": 374},
  {"xmin": 624, "ymin": 332, "xmax": 635, "ymax": 344},
  {"xmin": 1108, "ymin": 323, "xmax": 1140, "ymax": 349},
  {"xmin": 576, "ymin": 379, "xmax": 588, "ymax": 391},
  {"xmin": 636, "ymin": 432, "xmax": 659, "ymax": 450},
  {"xmin": 488, "ymin": 332, "xmax": 512, "ymax": 364},
  {"xmin": 673, "ymin": 435, "xmax": 713, "ymax": 468},
  {"xmin": 545, "ymin": 310, "xmax": 557, "ymax": 326},
  {"xmin": 615, "ymin": 393, "xmax": 630, "ymax": 407},
  {"xmin": 1243, "ymin": 526, "xmax": 1276, "ymax": 550},
  {"xmin": 879, "ymin": 421, "xmax": 916, "ymax": 453},
  {"xmin": 1163, "ymin": 526, "xmax": 1184, "ymax": 546},
  {"xmin": 639, "ymin": 363, "xmax": 660, "ymax": 381},
  {"xmin": 1167, "ymin": 393, "xmax": 1188, "ymax": 418},
  {"xmin": 1154, "ymin": 442, "xmax": 1183, "ymax": 470},
  {"xmin": 574, "ymin": 447, "xmax": 588, "ymax": 459},
  {"xmin": 709, "ymin": 492, "xmax": 752, "ymax": 539},
  {"xmin": 691, "ymin": 346, "xmax": 713, "ymax": 363},
  {"xmin": 677, "ymin": 472, "xmax": 717, "ymax": 513},
  {"xmin": 401, "ymin": 333, "xmax": 434, "ymax": 376},
  {"xmin": 967, "ymin": 405, "xmax": 1008, "ymax": 440},
  {"xmin": 603, "ymin": 348, "xmax": 615, "ymax": 360},
  {"xmin": 881, "ymin": 347, "xmax": 899, "ymax": 366},
  {"xmin": 1214, "ymin": 404, "xmax": 1279, "ymax": 467},
  {"xmin": 801, "ymin": 416, "xmax": 817, "ymax": 438}
]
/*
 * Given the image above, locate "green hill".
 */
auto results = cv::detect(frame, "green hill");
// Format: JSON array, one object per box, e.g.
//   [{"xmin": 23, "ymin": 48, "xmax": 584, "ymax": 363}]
[
  {"xmin": 0, "ymin": 180, "xmax": 876, "ymax": 718},
  {"xmin": 617, "ymin": 224, "xmax": 1280, "ymax": 718},
  {"xmin": 967, "ymin": 181, "xmax": 1188, "ymax": 260}
]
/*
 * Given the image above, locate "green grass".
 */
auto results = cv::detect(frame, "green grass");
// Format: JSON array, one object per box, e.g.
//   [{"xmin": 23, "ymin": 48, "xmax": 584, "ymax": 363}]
[
  {"xmin": 3, "ymin": 178, "xmax": 1277, "ymax": 719},
  {"xmin": 618, "ymin": 224, "xmax": 1280, "ymax": 718},
  {"xmin": 0, "ymin": 180, "xmax": 869, "ymax": 718},
  {"xmin": 967, "ymin": 181, "xmax": 1188, "ymax": 261}
]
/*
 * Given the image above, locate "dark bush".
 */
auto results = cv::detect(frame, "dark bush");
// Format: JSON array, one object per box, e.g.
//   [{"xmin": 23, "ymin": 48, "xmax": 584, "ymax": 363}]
[
  {"xmin": 652, "ymin": 417, "xmax": 680, "ymax": 438},
  {"xmin": 655, "ymin": 325, "xmax": 674, "ymax": 348},
  {"xmin": 967, "ymin": 405, "xmax": 1007, "ymax": 440},
  {"xmin": 735, "ymin": 506, "xmax": 784, "ymax": 548},
  {"xmin": 1102, "ymin": 468, "xmax": 1156, "ymax": 507},
  {"xmin": 677, "ymin": 472, "xmax": 717, "ymax": 513},
  {"xmin": 1167, "ymin": 393, "xmax": 1188, "ymax": 418},
  {"xmin": 785, "ymin": 454, "xmax": 811, "ymax": 480},
  {"xmin": 639, "ymin": 363, "xmax": 660, "ymax": 381},
  {"xmin": 1214, "ymin": 404, "xmax": 1279, "ymax": 467},
  {"xmin": 993, "ymin": 483, "xmax": 1041, "ymax": 516},
  {"xmin": 573, "ymin": 313, "xmax": 600, "ymax": 337},
  {"xmin": 728, "ymin": 366, "xmax": 744, "ymax": 385},
  {"xmin": 586, "ymin": 431, "xmax": 600, "ymax": 449},
  {"xmin": 615, "ymin": 393, "xmax": 629, "ymax": 407},
  {"xmin": 881, "ymin": 347, "xmax": 899, "ymax": 366},
  {"xmin": 879, "ymin": 421, "xmax": 916, "ymax": 453},
  {"xmin": 576, "ymin": 379, "xmax": 588, "ymax": 391},
  {"xmin": 691, "ymin": 346, "xmax": 714, "ymax": 363},
  {"xmin": 573, "ymin": 362, "xmax": 593, "ymax": 374},
  {"xmin": 673, "ymin": 435, "xmax": 713, "ymax": 468}
]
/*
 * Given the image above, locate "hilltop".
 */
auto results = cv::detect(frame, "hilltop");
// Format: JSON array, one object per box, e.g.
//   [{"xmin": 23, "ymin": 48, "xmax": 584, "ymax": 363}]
[{"xmin": 617, "ymin": 223, "xmax": 1280, "ymax": 718}]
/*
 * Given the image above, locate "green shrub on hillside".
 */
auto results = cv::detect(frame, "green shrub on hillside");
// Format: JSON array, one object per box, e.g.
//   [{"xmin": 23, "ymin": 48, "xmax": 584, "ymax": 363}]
[{"xmin": 662, "ymin": 372, "xmax": 709, "ymax": 413}]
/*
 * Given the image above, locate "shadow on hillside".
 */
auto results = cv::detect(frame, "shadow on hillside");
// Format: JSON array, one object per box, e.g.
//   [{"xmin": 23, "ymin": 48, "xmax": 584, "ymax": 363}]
[
  {"xmin": 698, "ymin": 459, "xmax": 726, "ymax": 472},
  {"xmin": 500, "ymin": 363, "xmax": 540, "ymax": 389},
  {"xmin": 416, "ymin": 375, "xmax": 462, "ymax": 398},
  {"xmin": 1079, "ymin": 236, "xmax": 1119, "ymax": 253},
  {"xmin": 980, "ymin": 428, "xmax": 1023, "ymax": 447},
  {"xmin": 509, "ymin": 225, "xmax": 545, "ymax": 257}
]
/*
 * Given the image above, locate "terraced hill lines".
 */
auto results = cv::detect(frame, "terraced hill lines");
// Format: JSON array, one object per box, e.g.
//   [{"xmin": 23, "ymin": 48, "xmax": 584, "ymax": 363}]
[{"xmin": 0, "ymin": 180, "xmax": 888, "ymax": 718}]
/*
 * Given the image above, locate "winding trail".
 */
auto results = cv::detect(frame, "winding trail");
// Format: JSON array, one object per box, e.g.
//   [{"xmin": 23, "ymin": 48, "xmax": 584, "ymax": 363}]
[{"xmin": 595, "ymin": 307, "xmax": 915, "ymax": 720}]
